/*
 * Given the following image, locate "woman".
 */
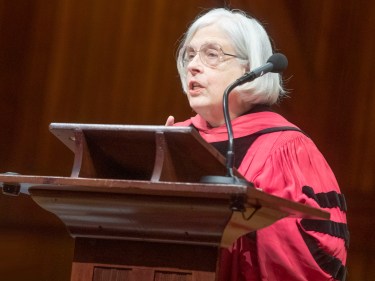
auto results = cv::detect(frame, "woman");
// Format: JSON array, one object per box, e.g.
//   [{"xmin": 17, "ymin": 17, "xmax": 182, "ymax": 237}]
[{"xmin": 166, "ymin": 8, "xmax": 348, "ymax": 281}]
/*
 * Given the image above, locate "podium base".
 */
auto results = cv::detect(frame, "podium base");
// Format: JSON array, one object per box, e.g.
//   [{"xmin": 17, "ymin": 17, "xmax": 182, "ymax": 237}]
[{"xmin": 200, "ymin": 176, "xmax": 252, "ymax": 212}]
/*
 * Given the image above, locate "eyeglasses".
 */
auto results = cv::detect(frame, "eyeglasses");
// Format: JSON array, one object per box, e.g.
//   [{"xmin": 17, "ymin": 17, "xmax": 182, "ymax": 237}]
[{"xmin": 182, "ymin": 43, "xmax": 240, "ymax": 68}]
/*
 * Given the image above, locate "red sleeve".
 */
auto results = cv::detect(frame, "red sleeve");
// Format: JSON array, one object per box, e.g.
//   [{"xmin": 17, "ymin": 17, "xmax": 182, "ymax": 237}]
[{"xmin": 220, "ymin": 131, "xmax": 348, "ymax": 281}]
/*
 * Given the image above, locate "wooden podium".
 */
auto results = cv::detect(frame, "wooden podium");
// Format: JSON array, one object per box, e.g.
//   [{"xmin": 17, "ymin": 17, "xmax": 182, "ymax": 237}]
[{"xmin": 0, "ymin": 123, "xmax": 329, "ymax": 281}]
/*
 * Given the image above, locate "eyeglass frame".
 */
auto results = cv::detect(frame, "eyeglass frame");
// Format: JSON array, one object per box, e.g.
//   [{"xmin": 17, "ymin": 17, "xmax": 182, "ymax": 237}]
[{"xmin": 181, "ymin": 43, "xmax": 243, "ymax": 68}]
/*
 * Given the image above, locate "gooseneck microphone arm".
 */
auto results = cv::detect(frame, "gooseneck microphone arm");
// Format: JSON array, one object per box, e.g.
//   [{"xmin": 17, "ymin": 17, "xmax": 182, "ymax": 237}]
[
  {"xmin": 223, "ymin": 82, "xmax": 239, "ymax": 178},
  {"xmin": 223, "ymin": 53, "xmax": 288, "ymax": 179}
]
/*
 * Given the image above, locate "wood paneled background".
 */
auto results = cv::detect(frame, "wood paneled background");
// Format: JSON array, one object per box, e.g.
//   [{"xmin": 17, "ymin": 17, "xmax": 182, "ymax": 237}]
[{"xmin": 0, "ymin": 0, "xmax": 374, "ymax": 280}]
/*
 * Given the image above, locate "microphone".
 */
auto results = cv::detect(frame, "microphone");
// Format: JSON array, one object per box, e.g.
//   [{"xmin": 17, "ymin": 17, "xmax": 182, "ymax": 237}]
[
  {"xmin": 234, "ymin": 53, "xmax": 288, "ymax": 86},
  {"xmin": 201, "ymin": 53, "xmax": 288, "ymax": 185}
]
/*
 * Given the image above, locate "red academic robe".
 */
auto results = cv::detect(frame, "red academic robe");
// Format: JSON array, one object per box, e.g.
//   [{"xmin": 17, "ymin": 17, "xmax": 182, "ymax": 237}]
[{"xmin": 174, "ymin": 110, "xmax": 348, "ymax": 281}]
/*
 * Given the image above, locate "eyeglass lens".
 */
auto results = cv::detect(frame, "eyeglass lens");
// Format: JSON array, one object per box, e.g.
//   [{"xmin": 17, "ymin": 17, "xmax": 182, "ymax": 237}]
[{"xmin": 183, "ymin": 44, "xmax": 223, "ymax": 67}]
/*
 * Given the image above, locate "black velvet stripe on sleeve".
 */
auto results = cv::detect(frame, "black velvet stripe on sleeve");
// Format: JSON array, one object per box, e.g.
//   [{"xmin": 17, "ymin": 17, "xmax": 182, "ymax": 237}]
[
  {"xmin": 297, "ymin": 223, "xmax": 347, "ymax": 281},
  {"xmin": 302, "ymin": 186, "xmax": 347, "ymax": 212},
  {"xmin": 301, "ymin": 219, "xmax": 350, "ymax": 249}
]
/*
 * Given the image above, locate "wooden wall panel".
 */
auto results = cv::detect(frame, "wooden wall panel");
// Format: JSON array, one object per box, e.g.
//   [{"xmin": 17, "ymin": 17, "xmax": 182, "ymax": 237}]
[{"xmin": 0, "ymin": 0, "xmax": 374, "ymax": 280}]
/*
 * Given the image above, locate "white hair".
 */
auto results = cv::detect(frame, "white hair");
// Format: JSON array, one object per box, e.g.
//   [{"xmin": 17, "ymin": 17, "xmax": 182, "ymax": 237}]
[{"xmin": 176, "ymin": 8, "xmax": 286, "ymax": 105}]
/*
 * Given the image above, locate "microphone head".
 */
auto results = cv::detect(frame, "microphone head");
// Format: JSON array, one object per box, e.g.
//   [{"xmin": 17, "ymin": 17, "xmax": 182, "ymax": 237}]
[{"xmin": 267, "ymin": 53, "xmax": 288, "ymax": 73}]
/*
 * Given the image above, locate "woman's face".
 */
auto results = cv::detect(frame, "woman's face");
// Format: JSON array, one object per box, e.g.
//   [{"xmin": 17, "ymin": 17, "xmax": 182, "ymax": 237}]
[{"xmin": 184, "ymin": 24, "xmax": 247, "ymax": 126}]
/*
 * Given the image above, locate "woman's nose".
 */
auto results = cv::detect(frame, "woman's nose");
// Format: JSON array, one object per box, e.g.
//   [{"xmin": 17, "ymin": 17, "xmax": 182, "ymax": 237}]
[{"xmin": 187, "ymin": 53, "xmax": 204, "ymax": 73}]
